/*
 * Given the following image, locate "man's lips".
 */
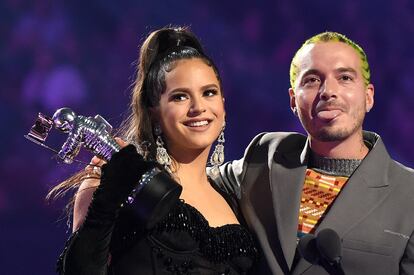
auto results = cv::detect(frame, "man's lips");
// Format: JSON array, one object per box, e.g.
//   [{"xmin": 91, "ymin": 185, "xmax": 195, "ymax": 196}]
[
  {"xmin": 314, "ymin": 103, "xmax": 345, "ymax": 121},
  {"xmin": 316, "ymin": 109, "xmax": 342, "ymax": 120}
]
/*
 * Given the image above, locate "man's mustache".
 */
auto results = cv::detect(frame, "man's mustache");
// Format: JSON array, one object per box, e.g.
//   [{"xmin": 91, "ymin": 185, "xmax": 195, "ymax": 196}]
[
  {"xmin": 314, "ymin": 101, "xmax": 347, "ymax": 113},
  {"xmin": 312, "ymin": 100, "xmax": 348, "ymax": 116}
]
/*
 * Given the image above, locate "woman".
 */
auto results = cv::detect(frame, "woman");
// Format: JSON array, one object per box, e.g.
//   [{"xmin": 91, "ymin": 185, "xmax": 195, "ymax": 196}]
[{"xmin": 56, "ymin": 27, "xmax": 258, "ymax": 274}]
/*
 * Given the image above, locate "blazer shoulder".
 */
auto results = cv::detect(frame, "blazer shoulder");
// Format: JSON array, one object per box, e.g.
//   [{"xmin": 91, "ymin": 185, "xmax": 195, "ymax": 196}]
[
  {"xmin": 389, "ymin": 159, "xmax": 414, "ymax": 185},
  {"xmin": 240, "ymin": 132, "xmax": 307, "ymax": 167},
  {"xmin": 247, "ymin": 131, "xmax": 307, "ymax": 152}
]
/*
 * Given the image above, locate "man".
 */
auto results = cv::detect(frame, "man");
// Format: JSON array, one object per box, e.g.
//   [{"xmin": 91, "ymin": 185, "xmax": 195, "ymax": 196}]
[{"xmin": 214, "ymin": 32, "xmax": 414, "ymax": 274}]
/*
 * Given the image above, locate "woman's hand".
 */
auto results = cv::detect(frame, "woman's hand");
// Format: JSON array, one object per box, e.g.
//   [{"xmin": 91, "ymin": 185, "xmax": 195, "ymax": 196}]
[
  {"xmin": 74, "ymin": 137, "xmax": 129, "ymax": 231},
  {"xmin": 85, "ymin": 138, "xmax": 128, "ymax": 173}
]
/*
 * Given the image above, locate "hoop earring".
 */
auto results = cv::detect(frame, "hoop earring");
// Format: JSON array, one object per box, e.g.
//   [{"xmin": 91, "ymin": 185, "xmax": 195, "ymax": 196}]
[
  {"xmin": 154, "ymin": 125, "xmax": 172, "ymax": 173},
  {"xmin": 210, "ymin": 122, "xmax": 225, "ymax": 175}
]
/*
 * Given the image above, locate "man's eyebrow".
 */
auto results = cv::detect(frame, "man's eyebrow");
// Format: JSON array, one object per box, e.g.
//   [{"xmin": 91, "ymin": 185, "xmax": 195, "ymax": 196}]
[
  {"xmin": 300, "ymin": 69, "xmax": 321, "ymax": 77},
  {"xmin": 335, "ymin": 67, "xmax": 358, "ymax": 75}
]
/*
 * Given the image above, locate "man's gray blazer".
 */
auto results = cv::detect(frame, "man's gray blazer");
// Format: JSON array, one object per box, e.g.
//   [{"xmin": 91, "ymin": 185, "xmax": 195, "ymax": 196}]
[{"xmin": 213, "ymin": 131, "xmax": 414, "ymax": 274}]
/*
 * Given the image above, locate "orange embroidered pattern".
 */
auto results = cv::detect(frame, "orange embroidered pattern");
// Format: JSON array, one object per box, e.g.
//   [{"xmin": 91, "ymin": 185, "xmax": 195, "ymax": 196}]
[{"xmin": 297, "ymin": 169, "xmax": 348, "ymax": 235}]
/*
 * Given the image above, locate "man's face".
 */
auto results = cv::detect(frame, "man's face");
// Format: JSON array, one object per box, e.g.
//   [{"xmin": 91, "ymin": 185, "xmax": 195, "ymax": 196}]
[{"xmin": 289, "ymin": 42, "xmax": 374, "ymax": 142}]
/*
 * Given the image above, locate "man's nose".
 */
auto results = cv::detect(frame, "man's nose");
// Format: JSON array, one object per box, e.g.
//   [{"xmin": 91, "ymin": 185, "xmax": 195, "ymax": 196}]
[{"xmin": 319, "ymin": 78, "xmax": 338, "ymax": 100}]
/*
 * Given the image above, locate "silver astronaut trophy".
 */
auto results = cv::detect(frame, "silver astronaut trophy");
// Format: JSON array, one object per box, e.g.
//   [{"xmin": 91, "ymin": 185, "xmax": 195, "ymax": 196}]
[{"xmin": 25, "ymin": 107, "xmax": 121, "ymax": 164}]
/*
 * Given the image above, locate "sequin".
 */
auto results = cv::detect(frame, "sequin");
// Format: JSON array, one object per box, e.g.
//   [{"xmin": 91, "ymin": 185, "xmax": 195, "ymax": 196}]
[{"xmin": 150, "ymin": 200, "xmax": 258, "ymax": 263}]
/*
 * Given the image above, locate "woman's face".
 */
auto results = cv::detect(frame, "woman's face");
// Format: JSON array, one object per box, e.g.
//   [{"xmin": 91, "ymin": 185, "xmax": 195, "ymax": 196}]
[{"xmin": 155, "ymin": 58, "xmax": 225, "ymax": 157}]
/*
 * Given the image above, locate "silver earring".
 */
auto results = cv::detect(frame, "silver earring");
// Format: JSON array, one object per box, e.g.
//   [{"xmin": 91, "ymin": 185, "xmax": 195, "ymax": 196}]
[
  {"xmin": 134, "ymin": 140, "xmax": 151, "ymax": 160},
  {"xmin": 210, "ymin": 123, "xmax": 225, "ymax": 175},
  {"xmin": 154, "ymin": 125, "xmax": 172, "ymax": 173}
]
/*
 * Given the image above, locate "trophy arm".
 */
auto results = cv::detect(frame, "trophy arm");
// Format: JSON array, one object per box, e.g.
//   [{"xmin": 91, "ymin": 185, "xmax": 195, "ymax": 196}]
[{"xmin": 58, "ymin": 124, "xmax": 84, "ymax": 164}]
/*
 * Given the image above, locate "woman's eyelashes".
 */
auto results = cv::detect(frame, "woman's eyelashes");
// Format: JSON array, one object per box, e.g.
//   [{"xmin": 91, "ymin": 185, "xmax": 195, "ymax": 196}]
[
  {"xmin": 203, "ymin": 89, "xmax": 219, "ymax": 97},
  {"xmin": 170, "ymin": 92, "xmax": 188, "ymax": 102},
  {"xmin": 169, "ymin": 89, "xmax": 220, "ymax": 102}
]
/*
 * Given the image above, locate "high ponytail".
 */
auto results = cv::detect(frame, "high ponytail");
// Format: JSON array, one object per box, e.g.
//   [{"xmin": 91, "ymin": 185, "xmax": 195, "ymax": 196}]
[{"xmin": 120, "ymin": 26, "xmax": 221, "ymax": 160}]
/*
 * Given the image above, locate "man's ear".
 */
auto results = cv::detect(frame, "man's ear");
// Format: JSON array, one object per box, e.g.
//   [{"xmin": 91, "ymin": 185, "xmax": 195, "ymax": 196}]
[
  {"xmin": 365, "ymin": 84, "xmax": 375, "ymax": 113},
  {"xmin": 289, "ymin": 88, "xmax": 298, "ymax": 116}
]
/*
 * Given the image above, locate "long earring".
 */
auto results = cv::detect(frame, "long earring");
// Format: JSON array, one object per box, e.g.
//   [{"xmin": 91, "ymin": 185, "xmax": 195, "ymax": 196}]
[
  {"xmin": 210, "ymin": 122, "xmax": 225, "ymax": 175},
  {"xmin": 135, "ymin": 140, "xmax": 151, "ymax": 161},
  {"xmin": 154, "ymin": 125, "xmax": 172, "ymax": 173}
]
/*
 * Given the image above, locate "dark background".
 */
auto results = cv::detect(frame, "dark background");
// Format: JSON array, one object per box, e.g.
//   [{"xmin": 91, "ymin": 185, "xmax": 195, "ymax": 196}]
[{"xmin": 2, "ymin": 0, "xmax": 414, "ymax": 274}]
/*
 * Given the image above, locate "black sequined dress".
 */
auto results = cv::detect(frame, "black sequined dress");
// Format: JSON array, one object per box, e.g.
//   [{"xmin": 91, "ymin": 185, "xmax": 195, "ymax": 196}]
[
  {"xmin": 59, "ymin": 184, "xmax": 258, "ymax": 275},
  {"xmin": 109, "ymin": 199, "xmax": 258, "ymax": 274}
]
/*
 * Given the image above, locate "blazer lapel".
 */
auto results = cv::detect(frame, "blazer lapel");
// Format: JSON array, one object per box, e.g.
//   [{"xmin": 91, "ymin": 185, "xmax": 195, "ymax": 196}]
[
  {"xmin": 293, "ymin": 132, "xmax": 392, "ymax": 274},
  {"xmin": 270, "ymin": 138, "xmax": 310, "ymax": 270},
  {"xmin": 315, "ymin": 134, "xmax": 391, "ymax": 235}
]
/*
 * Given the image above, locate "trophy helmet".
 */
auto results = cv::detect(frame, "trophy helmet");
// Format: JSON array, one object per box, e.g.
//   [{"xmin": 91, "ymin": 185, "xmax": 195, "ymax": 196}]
[{"xmin": 52, "ymin": 107, "xmax": 76, "ymax": 133}]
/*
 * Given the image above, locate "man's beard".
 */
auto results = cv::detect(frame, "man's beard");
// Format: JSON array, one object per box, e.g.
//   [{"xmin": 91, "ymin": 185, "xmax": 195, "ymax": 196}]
[
  {"xmin": 302, "ymin": 110, "xmax": 365, "ymax": 142},
  {"xmin": 315, "ymin": 126, "xmax": 359, "ymax": 142}
]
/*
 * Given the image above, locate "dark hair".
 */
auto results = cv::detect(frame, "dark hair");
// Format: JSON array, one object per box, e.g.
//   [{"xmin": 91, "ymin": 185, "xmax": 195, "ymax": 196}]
[
  {"xmin": 120, "ymin": 26, "xmax": 222, "ymax": 160},
  {"xmin": 47, "ymin": 26, "xmax": 222, "ymax": 205}
]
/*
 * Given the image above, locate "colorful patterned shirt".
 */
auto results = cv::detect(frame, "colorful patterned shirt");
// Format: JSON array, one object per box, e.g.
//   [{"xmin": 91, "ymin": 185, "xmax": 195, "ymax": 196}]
[{"xmin": 297, "ymin": 168, "xmax": 349, "ymax": 238}]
